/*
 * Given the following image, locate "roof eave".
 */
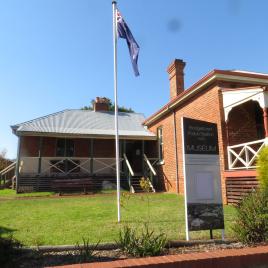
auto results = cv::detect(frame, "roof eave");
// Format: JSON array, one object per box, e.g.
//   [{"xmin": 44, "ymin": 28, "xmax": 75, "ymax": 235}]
[{"xmin": 15, "ymin": 131, "xmax": 157, "ymax": 141}]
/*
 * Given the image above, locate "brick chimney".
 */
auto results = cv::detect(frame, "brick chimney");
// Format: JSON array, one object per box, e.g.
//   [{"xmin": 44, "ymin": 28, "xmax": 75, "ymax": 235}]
[
  {"xmin": 93, "ymin": 97, "xmax": 110, "ymax": 112},
  {"xmin": 167, "ymin": 59, "xmax": 186, "ymax": 100}
]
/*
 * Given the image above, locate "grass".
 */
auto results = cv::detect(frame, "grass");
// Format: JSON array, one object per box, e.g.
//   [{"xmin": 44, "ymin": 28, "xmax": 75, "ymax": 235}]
[
  {"xmin": 0, "ymin": 190, "xmax": 236, "ymax": 246},
  {"xmin": 0, "ymin": 189, "xmax": 124, "ymax": 198},
  {"xmin": 0, "ymin": 189, "xmax": 54, "ymax": 198}
]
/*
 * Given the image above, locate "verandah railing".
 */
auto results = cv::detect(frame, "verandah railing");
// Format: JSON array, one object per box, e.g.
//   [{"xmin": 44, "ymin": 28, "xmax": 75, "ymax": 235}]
[
  {"xmin": 143, "ymin": 154, "xmax": 157, "ymax": 192},
  {"xmin": 0, "ymin": 161, "xmax": 16, "ymax": 188},
  {"xmin": 227, "ymin": 138, "xmax": 266, "ymax": 170},
  {"xmin": 19, "ymin": 157, "xmax": 124, "ymax": 176}
]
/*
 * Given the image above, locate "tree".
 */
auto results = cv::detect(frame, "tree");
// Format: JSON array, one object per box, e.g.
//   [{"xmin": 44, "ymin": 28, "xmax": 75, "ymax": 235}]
[
  {"xmin": 0, "ymin": 149, "xmax": 9, "ymax": 171},
  {"xmin": 81, "ymin": 98, "xmax": 134, "ymax": 113},
  {"xmin": 257, "ymin": 147, "xmax": 268, "ymax": 192}
]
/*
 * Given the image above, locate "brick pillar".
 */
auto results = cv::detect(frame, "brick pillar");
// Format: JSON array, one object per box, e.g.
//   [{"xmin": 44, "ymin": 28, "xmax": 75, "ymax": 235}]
[
  {"xmin": 167, "ymin": 59, "xmax": 186, "ymax": 100},
  {"xmin": 93, "ymin": 97, "xmax": 110, "ymax": 112},
  {"xmin": 263, "ymin": 108, "xmax": 268, "ymax": 137}
]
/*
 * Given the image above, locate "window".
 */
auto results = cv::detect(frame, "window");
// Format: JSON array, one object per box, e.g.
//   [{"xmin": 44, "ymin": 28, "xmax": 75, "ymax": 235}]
[
  {"xmin": 157, "ymin": 127, "xmax": 164, "ymax": 163},
  {"xmin": 56, "ymin": 139, "xmax": 65, "ymax": 157},
  {"xmin": 56, "ymin": 139, "xmax": 75, "ymax": 157}
]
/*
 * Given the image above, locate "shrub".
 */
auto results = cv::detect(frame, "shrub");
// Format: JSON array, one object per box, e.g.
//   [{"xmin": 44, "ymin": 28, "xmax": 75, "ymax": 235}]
[
  {"xmin": 118, "ymin": 224, "xmax": 167, "ymax": 257},
  {"xmin": 140, "ymin": 177, "xmax": 152, "ymax": 193},
  {"xmin": 232, "ymin": 190, "xmax": 268, "ymax": 244},
  {"xmin": 257, "ymin": 147, "xmax": 268, "ymax": 192},
  {"xmin": 0, "ymin": 235, "xmax": 22, "ymax": 266}
]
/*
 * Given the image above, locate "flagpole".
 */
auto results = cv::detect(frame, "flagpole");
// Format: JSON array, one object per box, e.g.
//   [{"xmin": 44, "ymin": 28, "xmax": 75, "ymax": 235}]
[{"xmin": 112, "ymin": 0, "xmax": 121, "ymax": 223}]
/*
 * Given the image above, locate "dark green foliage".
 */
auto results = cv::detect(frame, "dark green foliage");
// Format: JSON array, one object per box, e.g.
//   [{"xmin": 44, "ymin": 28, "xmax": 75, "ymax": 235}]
[
  {"xmin": 118, "ymin": 224, "xmax": 167, "ymax": 257},
  {"xmin": 0, "ymin": 235, "xmax": 22, "ymax": 266},
  {"xmin": 257, "ymin": 147, "xmax": 268, "ymax": 192},
  {"xmin": 232, "ymin": 190, "xmax": 268, "ymax": 244},
  {"xmin": 76, "ymin": 237, "xmax": 100, "ymax": 263},
  {"xmin": 81, "ymin": 98, "xmax": 134, "ymax": 113},
  {"xmin": 81, "ymin": 106, "xmax": 93, "ymax": 111},
  {"xmin": 0, "ymin": 149, "xmax": 12, "ymax": 171}
]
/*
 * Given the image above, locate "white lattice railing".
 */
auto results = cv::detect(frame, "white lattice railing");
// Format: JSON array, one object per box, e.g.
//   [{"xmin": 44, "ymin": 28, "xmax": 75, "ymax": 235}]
[
  {"xmin": 20, "ymin": 157, "xmax": 123, "ymax": 176},
  {"xmin": 227, "ymin": 138, "xmax": 267, "ymax": 170}
]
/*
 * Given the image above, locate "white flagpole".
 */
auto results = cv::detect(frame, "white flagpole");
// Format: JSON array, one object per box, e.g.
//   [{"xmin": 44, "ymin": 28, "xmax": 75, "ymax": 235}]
[{"xmin": 112, "ymin": 0, "xmax": 121, "ymax": 223}]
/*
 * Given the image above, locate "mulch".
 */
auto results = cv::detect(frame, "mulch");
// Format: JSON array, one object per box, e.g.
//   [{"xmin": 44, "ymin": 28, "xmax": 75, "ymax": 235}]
[{"xmin": 9, "ymin": 241, "xmax": 256, "ymax": 268}]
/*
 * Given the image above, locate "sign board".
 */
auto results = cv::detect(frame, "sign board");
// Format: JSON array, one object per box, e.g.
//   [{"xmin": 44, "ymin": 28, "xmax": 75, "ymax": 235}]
[{"xmin": 181, "ymin": 117, "xmax": 224, "ymax": 240}]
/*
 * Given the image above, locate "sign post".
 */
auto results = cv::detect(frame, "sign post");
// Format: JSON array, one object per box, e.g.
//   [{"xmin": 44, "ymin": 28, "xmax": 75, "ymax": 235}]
[{"xmin": 181, "ymin": 117, "xmax": 224, "ymax": 240}]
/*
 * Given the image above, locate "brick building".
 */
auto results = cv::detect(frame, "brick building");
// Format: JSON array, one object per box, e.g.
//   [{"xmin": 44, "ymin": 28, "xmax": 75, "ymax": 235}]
[
  {"xmin": 144, "ymin": 59, "xmax": 268, "ymax": 204},
  {"xmin": 11, "ymin": 97, "xmax": 158, "ymax": 193},
  {"xmin": 11, "ymin": 60, "xmax": 268, "ymax": 203}
]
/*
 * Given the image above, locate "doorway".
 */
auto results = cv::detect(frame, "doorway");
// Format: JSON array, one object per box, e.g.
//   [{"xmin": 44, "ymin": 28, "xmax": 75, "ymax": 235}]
[{"xmin": 125, "ymin": 141, "xmax": 143, "ymax": 174}]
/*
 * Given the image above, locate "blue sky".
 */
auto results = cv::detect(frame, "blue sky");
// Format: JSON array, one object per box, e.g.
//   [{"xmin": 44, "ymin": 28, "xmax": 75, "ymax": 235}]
[{"xmin": 1, "ymin": 0, "xmax": 268, "ymax": 158}]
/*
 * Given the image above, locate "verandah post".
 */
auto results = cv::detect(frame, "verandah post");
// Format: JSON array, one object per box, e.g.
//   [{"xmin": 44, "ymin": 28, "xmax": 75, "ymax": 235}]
[
  {"xmin": 15, "ymin": 136, "xmax": 22, "ymax": 193},
  {"xmin": 123, "ymin": 140, "xmax": 126, "ymax": 176},
  {"xmin": 37, "ymin": 137, "xmax": 43, "ymax": 191},
  {"xmin": 90, "ymin": 139, "xmax": 94, "ymax": 175},
  {"xmin": 263, "ymin": 108, "xmax": 268, "ymax": 145},
  {"xmin": 142, "ymin": 140, "xmax": 145, "ymax": 175},
  {"xmin": 38, "ymin": 137, "xmax": 43, "ymax": 174}
]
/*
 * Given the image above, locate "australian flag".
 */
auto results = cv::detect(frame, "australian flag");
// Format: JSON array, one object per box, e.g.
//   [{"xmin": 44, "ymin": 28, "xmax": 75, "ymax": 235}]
[{"xmin": 117, "ymin": 10, "xmax": 140, "ymax": 76}]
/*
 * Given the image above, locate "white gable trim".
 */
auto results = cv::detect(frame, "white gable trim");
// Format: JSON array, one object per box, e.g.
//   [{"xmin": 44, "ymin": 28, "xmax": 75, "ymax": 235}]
[{"xmin": 222, "ymin": 87, "xmax": 268, "ymax": 121}]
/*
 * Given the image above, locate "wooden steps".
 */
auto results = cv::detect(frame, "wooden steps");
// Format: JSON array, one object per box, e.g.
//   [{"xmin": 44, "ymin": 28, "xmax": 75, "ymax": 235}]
[{"xmin": 130, "ymin": 176, "xmax": 155, "ymax": 193}]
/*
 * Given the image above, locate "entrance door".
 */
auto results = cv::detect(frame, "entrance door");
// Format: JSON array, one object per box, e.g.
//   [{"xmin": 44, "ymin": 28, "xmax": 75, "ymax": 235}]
[{"xmin": 125, "ymin": 141, "xmax": 143, "ymax": 174}]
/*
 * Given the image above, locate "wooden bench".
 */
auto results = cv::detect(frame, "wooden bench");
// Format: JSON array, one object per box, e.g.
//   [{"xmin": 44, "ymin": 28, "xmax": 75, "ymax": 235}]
[{"xmin": 52, "ymin": 178, "xmax": 93, "ymax": 195}]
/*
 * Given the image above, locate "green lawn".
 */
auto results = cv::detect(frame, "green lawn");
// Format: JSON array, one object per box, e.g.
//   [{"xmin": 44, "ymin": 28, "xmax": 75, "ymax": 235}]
[
  {"xmin": 0, "ymin": 190, "xmax": 236, "ymax": 246},
  {"xmin": 0, "ymin": 189, "xmax": 54, "ymax": 198}
]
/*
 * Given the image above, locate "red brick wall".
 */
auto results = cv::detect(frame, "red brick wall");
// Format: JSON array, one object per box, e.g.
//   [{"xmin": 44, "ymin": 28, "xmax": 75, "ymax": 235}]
[
  {"xmin": 227, "ymin": 101, "xmax": 263, "ymax": 145},
  {"xmin": 20, "ymin": 137, "xmax": 58, "ymax": 157},
  {"xmin": 74, "ymin": 139, "xmax": 90, "ymax": 157},
  {"xmin": 93, "ymin": 139, "xmax": 115, "ymax": 158},
  {"xmin": 144, "ymin": 141, "xmax": 158, "ymax": 158},
  {"xmin": 20, "ymin": 137, "xmax": 123, "ymax": 159},
  {"xmin": 147, "ymin": 84, "xmax": 228, "ymax": 202},
  {"xmin": 42, "ymin": 137, "xmax": 56, "ymax": 157},
  {"xmin": 20, "ymin": 136, "xmax": 40, "ymax": 157},
  {"xmin": 149, "ymin": 113, "xmax": 178, "ymax": 192}
]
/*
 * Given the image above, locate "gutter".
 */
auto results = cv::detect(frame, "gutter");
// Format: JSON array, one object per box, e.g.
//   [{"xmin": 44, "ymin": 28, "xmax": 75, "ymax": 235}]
[{"xmin": 13, "ymin": 131, "xmax": 157, "ymax": 141}]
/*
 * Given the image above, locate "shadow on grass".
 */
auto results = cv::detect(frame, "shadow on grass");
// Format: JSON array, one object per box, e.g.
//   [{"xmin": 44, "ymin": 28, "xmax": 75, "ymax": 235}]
[
  {"xmin": 0, "ymin": 226, "xmax": 16, "ymax": 236},
  {"xmin": 13, "ymin": 249, "xmax": 123, "ymax": 268}
]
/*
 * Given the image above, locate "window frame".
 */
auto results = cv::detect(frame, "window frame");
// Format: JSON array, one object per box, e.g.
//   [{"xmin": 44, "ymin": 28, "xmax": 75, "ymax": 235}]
[{"xmin": 157, "ymin": 127, "xmax": 164, "ymax": 164}]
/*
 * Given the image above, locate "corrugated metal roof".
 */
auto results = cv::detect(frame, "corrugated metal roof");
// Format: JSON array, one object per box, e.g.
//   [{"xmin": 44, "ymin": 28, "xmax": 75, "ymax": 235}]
[{"xmin": 11, "ymin": 110, "xmax": 156, "ymax": 139}]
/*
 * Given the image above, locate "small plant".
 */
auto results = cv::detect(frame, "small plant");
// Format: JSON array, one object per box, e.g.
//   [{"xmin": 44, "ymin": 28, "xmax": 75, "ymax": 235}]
[
  {"xmin": 120, "ymin": 192, "xmax": 132, "ymax": 210},
  {"xmin": 257, "ymin": 147, "xmax": 268, "ymax": 192},
  {"xmin": 118, "ymin": 224, "xmax": 167, "ymax": 257},
  {"xmin": 0, "ymin": 235, "xmax": 22, "ymax": 266},
  {"xmin": 232, "ymin": 190, "xmax": 268, "ymax": 244},
  {"xmin": 76, "ymin": 237, "xmax": 100, "ymax": 263},
  {"xmin": 140, "ymin": 177, "xmax": 151, "ymax": 193},
  {"xmin": 139, "ymin": 177, "xmax": 152, "ymax": 219}
]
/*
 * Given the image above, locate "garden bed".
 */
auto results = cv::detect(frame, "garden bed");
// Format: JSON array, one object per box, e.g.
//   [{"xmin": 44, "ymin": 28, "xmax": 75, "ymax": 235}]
[{"xmin": 11, "ymin": 240, "xmax": 249, "ymax": 268}]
